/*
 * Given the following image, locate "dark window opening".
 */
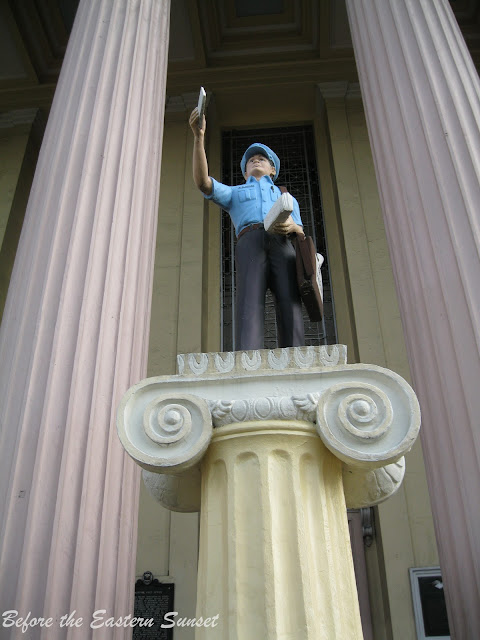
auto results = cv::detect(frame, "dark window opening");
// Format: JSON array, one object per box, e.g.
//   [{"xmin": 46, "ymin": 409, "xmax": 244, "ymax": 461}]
[{"xmin": 418, "ymin": 576, "xmax": 450, "ymax": 636}]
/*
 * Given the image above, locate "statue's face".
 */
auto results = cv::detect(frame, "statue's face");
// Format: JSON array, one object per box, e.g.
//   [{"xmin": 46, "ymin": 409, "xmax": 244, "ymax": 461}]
[{"xmin": 244, "ymin": 154, "xmax": 276, "ymax": 180}]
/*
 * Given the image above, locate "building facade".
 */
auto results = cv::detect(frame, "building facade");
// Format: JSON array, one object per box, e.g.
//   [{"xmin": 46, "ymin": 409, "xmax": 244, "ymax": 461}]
[{"xmin": 1, "ymin": 1, "xmax": 479, "ymax": 638}]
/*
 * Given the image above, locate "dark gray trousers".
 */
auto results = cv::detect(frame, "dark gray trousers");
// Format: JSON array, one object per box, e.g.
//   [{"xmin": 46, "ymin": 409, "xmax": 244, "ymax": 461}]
[{"xmin": 235, "ymin": 228, "xmax": 305, "ymax": 350}]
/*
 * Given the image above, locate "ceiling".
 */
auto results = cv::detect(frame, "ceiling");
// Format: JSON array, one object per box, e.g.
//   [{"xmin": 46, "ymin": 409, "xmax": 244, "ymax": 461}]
[{"xmin": 0, "ymin": 0, "xmax": 479, "ymax": 110}]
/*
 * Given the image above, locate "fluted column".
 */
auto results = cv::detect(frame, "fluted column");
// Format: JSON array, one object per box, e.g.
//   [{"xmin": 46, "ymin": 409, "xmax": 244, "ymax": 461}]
[
  {"xmin": 345, "ymin": 2, "xmax": 480, "ymax": 637},
  {"xmin": 0, "ymin": 0, "xmax": 170, "ymax": 635},
  {"xmin": 197, "ymin": 421, "xmax": 362, "ymax": 640}
]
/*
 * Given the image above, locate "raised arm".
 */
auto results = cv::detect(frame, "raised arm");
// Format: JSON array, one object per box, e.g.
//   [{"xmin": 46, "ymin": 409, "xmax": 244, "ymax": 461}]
[{"xmin": 189, "ymin": 108, "xmax": 213, "ymax": 195}]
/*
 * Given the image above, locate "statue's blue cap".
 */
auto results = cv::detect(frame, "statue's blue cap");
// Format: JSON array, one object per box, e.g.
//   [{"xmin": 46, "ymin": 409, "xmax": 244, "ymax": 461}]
[{"xmin": 240, "ymin": 143, "xmax": 280, "ymax": 182}]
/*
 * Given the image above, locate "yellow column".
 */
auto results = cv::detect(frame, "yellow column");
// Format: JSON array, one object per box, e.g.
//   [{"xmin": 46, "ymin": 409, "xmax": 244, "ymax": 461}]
[{"xmin": 196, "ymin": 421, "xmax": 363, "ymax": 640}]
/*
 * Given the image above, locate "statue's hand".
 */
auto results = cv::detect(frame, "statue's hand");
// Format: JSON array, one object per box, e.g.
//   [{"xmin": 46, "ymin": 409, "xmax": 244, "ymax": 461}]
[
  {"xmin": 272, "ymin": 215, "xmax": 305, "ymax": 238},
  {"xmin": 189, "ymin": 108, "xmax": 206, "ymax": 138}
]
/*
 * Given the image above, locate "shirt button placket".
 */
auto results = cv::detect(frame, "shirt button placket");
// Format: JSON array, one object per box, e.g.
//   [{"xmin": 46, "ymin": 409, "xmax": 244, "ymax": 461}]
[{"xmin": 261, "ymin": 182, "xmax": 267, "ymax": 216}]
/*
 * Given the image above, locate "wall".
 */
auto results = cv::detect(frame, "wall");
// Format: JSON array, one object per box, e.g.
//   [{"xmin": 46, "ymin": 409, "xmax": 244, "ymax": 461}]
[
  {"xmin": 0, "ymin": 129, "xmax": 29, "ymax": 248},
  {"xmin": 0, "ymin": 118, "xmax": 35, "ymax": 319}
]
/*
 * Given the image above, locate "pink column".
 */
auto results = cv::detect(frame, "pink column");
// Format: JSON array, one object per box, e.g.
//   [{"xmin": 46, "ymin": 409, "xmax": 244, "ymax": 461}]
[
  {"xmin": 346, "ymin": 1, "xmax": 480, "ymax": 638},
  {"xmin": 0, "ymin": 0, "xmax": 170, "ymax": 635}
]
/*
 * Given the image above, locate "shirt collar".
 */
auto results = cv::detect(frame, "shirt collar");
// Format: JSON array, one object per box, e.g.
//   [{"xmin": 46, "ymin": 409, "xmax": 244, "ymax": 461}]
[{"xmin": 246, "ymin": 175, "xmax": 275, "ymax": 185}]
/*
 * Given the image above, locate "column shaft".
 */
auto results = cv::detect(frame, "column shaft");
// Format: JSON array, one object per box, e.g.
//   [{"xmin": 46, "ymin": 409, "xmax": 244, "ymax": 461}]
[
  {"xmin": 196, "ymin": 421, "xmax": 363, "ymax": 640},
  {"xmin": 346, "ymin": 1, "xmax": 480, "ymax": 637},
  {"xmin": 0, "ymin": 0, "xmax": 170, "ymax": 635}
]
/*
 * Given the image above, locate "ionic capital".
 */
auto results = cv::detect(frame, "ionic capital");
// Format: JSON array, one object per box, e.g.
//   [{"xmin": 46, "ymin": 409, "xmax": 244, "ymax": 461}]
[{"xmin": 117, "ymin": 346, "xmax": 420, "ymax": 509}]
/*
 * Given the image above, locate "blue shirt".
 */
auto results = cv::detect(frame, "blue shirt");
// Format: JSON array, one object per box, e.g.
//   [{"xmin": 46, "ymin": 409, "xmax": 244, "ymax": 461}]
[{"xmin": 204, "ymin": 175, "xmax": 303, "ymax": 237}]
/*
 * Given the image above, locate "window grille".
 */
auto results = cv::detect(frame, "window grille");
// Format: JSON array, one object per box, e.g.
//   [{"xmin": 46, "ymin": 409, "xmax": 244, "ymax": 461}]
[{"xmin": 221, "ymin": 125, "xmax": 337, "ymax": 351}]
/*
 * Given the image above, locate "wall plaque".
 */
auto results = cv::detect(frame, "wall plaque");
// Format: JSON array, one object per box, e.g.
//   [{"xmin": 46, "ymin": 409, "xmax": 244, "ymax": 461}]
[{"xmin": 134, "ymin": 577, "xmax": 174, "ymax": 640}]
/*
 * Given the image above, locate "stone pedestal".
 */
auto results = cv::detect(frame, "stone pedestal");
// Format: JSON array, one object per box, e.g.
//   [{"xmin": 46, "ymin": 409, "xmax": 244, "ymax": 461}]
[{"xmin": 118, "ymin": 346, "xmax": 420, "ymax": 638}]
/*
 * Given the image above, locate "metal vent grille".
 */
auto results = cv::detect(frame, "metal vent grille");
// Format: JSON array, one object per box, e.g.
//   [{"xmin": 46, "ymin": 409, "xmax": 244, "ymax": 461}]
[{"xmin": 221, "ymin": 125, "xmax": 337, "ymax": 350}]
